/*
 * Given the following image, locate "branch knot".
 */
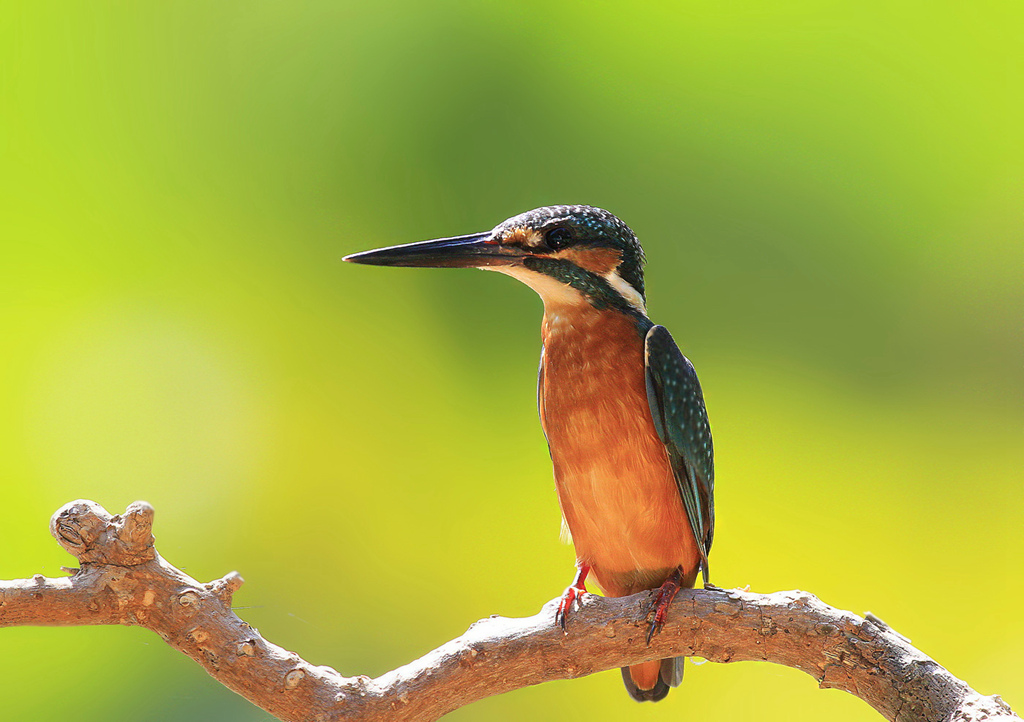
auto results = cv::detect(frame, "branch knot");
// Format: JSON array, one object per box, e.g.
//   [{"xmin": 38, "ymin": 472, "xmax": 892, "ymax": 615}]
[{"xmin": 50, "ymin": 499, "xmax": 156, "ymax": 566}]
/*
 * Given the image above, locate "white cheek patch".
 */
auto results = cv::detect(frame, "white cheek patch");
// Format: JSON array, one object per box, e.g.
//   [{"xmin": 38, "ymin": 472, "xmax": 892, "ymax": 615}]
[{"xmin": 604, "ymin": 271, "xmax": 647, "ymax": 314}]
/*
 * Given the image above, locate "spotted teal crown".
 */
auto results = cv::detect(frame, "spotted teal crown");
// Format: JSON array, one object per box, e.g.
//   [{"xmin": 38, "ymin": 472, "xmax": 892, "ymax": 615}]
[{"xmin": 495, "ymin": 205, "xmax": 647, "ymax": 300}]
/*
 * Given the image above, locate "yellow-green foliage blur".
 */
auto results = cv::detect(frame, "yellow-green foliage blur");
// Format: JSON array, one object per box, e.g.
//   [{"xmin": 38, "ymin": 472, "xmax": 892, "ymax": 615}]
[{"xmin": 1, "ymin": 2, "xmax": 1021, "ymax": 720}]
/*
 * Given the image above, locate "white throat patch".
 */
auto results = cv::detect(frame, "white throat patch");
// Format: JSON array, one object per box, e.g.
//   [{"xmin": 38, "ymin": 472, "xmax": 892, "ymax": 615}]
[
  {"xmin": 486, "ymin": 266, "xmax": 587, "ymax": 310},
  {"xmin": 486, "ymin": 265, "xmax": 647, "ymax": 316}
]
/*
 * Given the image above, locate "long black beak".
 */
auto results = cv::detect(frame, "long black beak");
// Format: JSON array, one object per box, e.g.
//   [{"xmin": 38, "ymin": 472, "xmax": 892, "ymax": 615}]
[{"xmin": 344, "ymin": 232, "xmax": 521, "ymax": 269}]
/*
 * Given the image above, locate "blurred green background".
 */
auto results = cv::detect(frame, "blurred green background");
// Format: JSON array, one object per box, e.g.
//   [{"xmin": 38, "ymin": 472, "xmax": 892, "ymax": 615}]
[{"xmin": 1, "ymin": 1, "xmax": 1021, "ymax": 720}]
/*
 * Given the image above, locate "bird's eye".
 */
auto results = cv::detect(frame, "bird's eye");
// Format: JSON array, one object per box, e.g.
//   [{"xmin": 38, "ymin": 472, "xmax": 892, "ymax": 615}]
[{"xmin": 545, "ymin": 227, "xmax": 574, "ymax": 250}]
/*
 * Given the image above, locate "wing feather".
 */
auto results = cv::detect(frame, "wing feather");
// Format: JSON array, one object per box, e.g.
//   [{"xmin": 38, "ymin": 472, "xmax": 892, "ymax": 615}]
[{"xmin": 644, "ymin": 325, "xmax": 715, "ymax": 581}]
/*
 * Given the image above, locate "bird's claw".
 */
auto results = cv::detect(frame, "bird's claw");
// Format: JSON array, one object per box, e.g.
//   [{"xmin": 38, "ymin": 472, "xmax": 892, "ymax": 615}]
[
  {"xmin": 555, "ymin": 584, "xmax": 585, "ymax": 632},
  {"xmin": 555, "ymin": 563, "xmax": 591, "ymax": 633},
  {"xmin": 645, "ymin": 566, "xmax": 684, "ymax": 644}
]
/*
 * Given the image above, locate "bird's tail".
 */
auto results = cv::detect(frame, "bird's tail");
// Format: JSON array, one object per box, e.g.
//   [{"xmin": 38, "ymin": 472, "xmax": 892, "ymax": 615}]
[{"xmin": 620, "ymin": 656, "xmax": 684, "ymax": 702}]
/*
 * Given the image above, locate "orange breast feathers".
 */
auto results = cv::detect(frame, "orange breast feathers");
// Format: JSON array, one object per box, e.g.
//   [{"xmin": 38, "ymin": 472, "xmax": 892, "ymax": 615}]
[{"xmin": 539, "ymin": 308, "xmax": 701, "ymax": 597}]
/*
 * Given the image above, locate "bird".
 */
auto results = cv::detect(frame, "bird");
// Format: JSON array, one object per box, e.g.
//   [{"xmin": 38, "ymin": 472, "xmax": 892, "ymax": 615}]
[{"xmin": 345, "ymin": 205, "xmax": 714, "ymax": 702}]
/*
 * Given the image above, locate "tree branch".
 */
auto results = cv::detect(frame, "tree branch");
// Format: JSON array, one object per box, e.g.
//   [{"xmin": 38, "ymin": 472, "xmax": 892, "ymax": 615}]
[{"xmin": 0, "ymin": 501, "xmax": 1017, "ymax": 722}]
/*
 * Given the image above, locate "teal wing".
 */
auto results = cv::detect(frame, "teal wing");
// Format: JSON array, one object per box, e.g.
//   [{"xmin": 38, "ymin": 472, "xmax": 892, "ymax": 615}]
[{"xmin": 644, "ymin": 325, "xmax": 715, "ymax": 583}]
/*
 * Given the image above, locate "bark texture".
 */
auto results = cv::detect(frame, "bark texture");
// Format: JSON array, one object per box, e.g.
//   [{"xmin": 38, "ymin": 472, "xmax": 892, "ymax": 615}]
[{"xmin": 0, "ymin": 500, "xmax": 1017, "ymax": 722}]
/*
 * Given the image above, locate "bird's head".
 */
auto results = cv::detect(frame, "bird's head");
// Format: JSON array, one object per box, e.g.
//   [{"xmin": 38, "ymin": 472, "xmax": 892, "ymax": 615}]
[{"xmin": 344, "ymin": 205, "xmax": 647, "ymax": 315}]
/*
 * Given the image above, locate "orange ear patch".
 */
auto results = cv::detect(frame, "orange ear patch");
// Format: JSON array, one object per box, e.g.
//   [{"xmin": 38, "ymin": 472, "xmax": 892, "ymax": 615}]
[{"xmin": 556, "ymin": 247, "xmax": 622, "ymax": 275}]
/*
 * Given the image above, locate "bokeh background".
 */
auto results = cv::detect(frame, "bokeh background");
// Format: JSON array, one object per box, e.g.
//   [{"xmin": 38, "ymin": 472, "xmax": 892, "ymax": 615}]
[{"xmin": 1, "ymin": 2, "xmax": 1021, "ymax": 720}]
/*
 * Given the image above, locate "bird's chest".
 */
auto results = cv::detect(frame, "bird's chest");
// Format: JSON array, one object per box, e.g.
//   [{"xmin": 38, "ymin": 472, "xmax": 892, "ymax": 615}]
[
  {"xmin": 539, "ymin": 312, "xmax": 652, "ymax": 455},
  {"xmin": 538, "ymin": 310, "xmax": 689, "ymax": 581}
]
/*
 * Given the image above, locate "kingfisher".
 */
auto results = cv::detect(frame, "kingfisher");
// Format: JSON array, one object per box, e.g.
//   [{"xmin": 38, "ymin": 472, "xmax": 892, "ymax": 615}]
[{"xmin": 345, "ymin": 205, "xmax": 714, "ymax": 702}]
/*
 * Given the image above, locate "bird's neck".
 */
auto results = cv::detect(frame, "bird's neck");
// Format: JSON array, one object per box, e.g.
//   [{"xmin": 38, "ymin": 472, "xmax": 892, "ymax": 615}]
[
  {"xmin": 489, "ymin": 264, "xmax": 651, "ymax": 343},
  {"xmin": 541, "ymin": 299, "xmax": 650, "ymax": 350}
]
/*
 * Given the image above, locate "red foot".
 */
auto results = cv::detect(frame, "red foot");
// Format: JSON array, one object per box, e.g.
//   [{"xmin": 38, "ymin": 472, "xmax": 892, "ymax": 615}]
[
  {"xmin": 646, "ymin": 566, "xmax": 684, "ymax": 644},
  {"xmin": 555, "ymin": 563, "xmax": 591, "ymax": 632}
]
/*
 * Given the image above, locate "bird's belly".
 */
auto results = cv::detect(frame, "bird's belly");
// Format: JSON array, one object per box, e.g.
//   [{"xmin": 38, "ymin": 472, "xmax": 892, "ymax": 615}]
[
  {"xmin": 553, "ymin": 431, "xmax": 696, "ymax": 595},
  {"xmin": 540, "ymin": 320, "xmax": 699, "ymax": 596}
]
